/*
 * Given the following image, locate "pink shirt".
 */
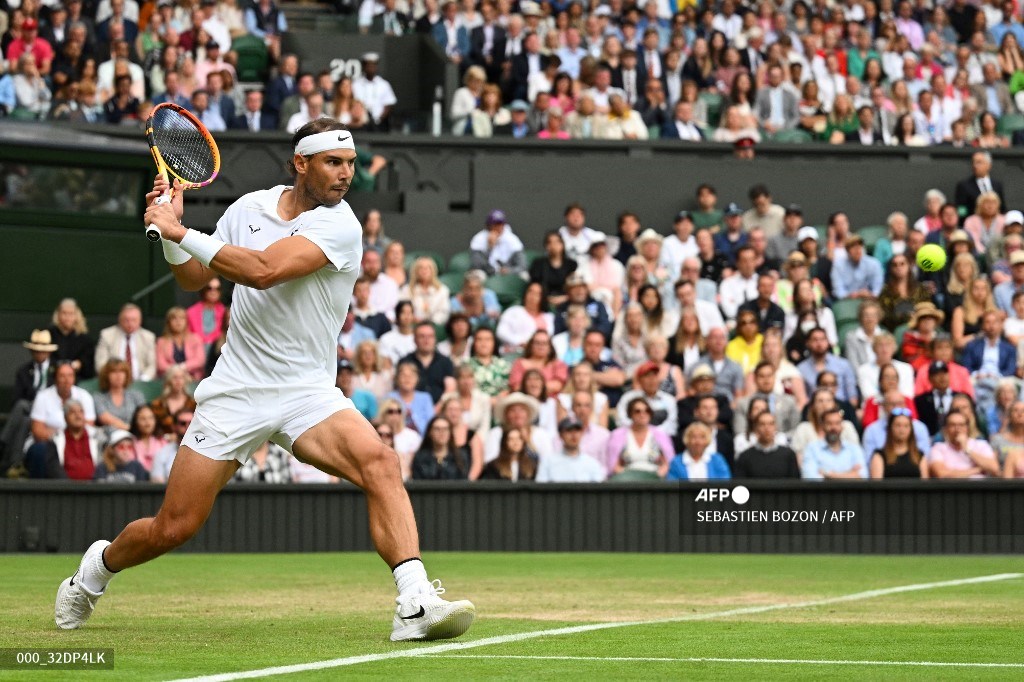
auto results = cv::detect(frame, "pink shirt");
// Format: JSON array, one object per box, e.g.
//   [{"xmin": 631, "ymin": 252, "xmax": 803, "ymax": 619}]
[{"xmin": 928, "ymin": 439, "xmax": 997, "ymax": 479}]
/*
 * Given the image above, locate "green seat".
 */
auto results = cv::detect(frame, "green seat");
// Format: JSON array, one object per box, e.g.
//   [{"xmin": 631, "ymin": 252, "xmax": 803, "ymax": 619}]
[
  {"xmin": 433, "ymin": 323, "xmax": 447, "ymax": 343},
  {"xmin": 78, "ymin": 378, "xmax": 100, "ymax": 394},
  {"xmin": 832, "ymin": 298, "xmax": 862, "ymax": 325},
  {"xmin": 837, "ymin": 320, "xmax": 860, "ymax": 354},
  {"xmin": 487, "ymin": 274, "xmax": 527, "ymax": 309},
  {"xmin": 447, "ymin": 251, "xmax": 473, "ymax": 273},
  {"xmin": 231, "ymin": 34, "xmax": 269, "ymax": 83},
  {"xmin": 523, "ymin": 249, "xmax": 544, "ymax": 268},
  {"xmin": 856, "ymin": 225, "xmax": 889, "ymax": 255},
  {"xmin": 771, "ymin": 129, "xmax": 813, "ymax": 143},
  {"xmin": 997, "ymin": 112, "xmax": 1024, "ymax": 136},
  {"xmin": 698, "ymin": 92, "xmax": 724, "ymax": 128},
  {"xmin": 135, "ymin": 380, "xmax": 165, "ymax": 402},
  {"xmin": 894, "ymin": 323, "xmax": 909, "ymax": 359},
  {"xmin": 404, "ymin": 251, "xmax": 445, "ymax": 273},
  {"xmin": 815, "ymin": 225, "xmax": 828, "ymax": 244},
  {"xmin": 439, "ymin": 271, "xmax": 464, "ymax": 293}
]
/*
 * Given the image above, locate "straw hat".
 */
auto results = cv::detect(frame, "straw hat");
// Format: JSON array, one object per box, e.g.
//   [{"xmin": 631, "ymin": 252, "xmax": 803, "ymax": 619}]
[
  {"xmin": 23, "ymin": 329, "xmax": 58, "ymax": 352},
  {"xmin": 908, "ymin": 302, "xmax": 945, "ymax": 329},
  {"xmin": 495, "ymin": 392, "xmax": 540, "ymax": 423}
]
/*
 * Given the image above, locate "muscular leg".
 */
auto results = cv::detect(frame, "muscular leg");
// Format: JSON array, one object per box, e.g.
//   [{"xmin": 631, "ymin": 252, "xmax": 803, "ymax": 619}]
[
  {"xmin": 104, "ymin": 447, "xmax": 239, "ymax": 571},
  {"xmin": 292, "ymin": 409, "xmax": 418, "ymax": 566}
]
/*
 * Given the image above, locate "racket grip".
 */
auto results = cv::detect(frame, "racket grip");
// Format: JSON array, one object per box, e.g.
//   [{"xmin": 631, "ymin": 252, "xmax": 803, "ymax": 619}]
[{"xmin": 145, "ymin": 195, "xmax": 172, "ymax": 242}]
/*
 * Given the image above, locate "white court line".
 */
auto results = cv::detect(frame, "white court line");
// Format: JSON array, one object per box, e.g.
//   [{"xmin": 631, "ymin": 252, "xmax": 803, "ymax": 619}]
[
  {"xmin": 170, "ymin": 572, "xmax": 1022, "ymax": 682},
  {"xmin": 432, "ymin": 655, "xmax": 1024, "ymax": 669}
]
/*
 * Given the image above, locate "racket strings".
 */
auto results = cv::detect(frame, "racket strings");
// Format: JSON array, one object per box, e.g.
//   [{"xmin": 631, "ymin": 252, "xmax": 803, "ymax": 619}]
[{"xmin": 152, "ymin": 108, "xmax": 217, "ymax": 184}]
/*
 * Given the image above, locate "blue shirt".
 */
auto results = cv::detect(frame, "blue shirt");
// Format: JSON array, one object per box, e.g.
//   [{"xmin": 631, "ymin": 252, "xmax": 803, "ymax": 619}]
[
  {"xmin": 797, "ymin": 354, "xmax": 859, "ymax": 403},
  {"xmin": 665, "ymin": 452, "xmax": 732, "ymax": 481},
  {"xmin": 350, "ymin": 388, "xmax": 378, "ymax": 422},
  {"xmin": 860, "ymin": 418, "xmax": 932, "ymax": 465},
  {"xmin": 802, "ymin": 439, "xmax": 866, "ymax": 479},
  {"xmin": 994, "ymin": 280, "xmax": 1024, "ymax": 314},
  {"xmin": 831, "ymin": 254, "xmax": 883, "ymax": 298},
  {"xmin": 387, "ymin": 390, "xmax": 434, "ymax": 435}
]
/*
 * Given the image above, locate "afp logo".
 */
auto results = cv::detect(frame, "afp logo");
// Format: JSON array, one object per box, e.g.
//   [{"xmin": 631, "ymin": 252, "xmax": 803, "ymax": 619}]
[{"xmin": 695, "ymin": 485, "xmax": 751, "ymax": 505}]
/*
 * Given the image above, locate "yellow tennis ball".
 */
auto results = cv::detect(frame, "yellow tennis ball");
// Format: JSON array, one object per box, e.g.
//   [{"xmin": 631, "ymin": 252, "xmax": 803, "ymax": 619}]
[{"xmin": 916, "ymin": 244, "xmax": 947, "ymax": 272}]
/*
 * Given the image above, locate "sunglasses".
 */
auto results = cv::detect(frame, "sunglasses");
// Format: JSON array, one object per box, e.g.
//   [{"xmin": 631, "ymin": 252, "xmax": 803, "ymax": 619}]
[
  {"xmin": 890, "ymin": 407, "xmax": 912, "ymax": 417},
  {"xmin": 385, "ymin": 408, "xmax": 402, "ymax": 415},
  {"xmin": 632, "ymin": 408, "xmax": 652, "ymax": 416},
  {"xmin": 176, "ymin": 419, "xmax": 192, "ymax": 426},
  {"xmin": 377, "ymin": 431, "xmax": 394, "ymax": 438}
]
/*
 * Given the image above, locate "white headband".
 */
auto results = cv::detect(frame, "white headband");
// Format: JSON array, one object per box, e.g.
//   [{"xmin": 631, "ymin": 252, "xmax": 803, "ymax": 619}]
[{"xmin": 294, "ymin": 129, "xmax": 356, "ymax": 157}]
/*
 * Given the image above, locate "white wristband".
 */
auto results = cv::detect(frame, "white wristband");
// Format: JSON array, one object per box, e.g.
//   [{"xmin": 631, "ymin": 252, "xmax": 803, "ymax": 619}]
[
  {"xmin": 179, "ymin": 229, "xmax": 226, "ymax": 268},
  {"xmin": 162, "ymin": 237, "xmax": 193, "ymax": 265}
]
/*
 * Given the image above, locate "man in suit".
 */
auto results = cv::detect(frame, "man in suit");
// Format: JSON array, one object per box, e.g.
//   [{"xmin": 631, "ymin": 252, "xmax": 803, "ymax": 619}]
[
  {"xmin": 263, "ymin": 52, "xmax": 298, "ymax": 117},
  {"xmin": 740, "ymin": 27, "xmax": 766, "ymax": 73},
  {"xmin": 961, "ymin": 311, "xmax": 1017, "ymax": 416},
  {"xmin": 637, "ymin": 27, "xmax": 663, "ymax": 84},
  {"xmin": 432, "ymin": 0, "xmax": 470, "ymax": 64},
  {"xmin": 469, "ymin": 0, "xmax": 507, "ymax": 82},
  {"xmin": 204, "ymin": 71, "xmax": 235, "ymax": 125},
  {"xmin": 846, "ymin": 105, "xmax": 885, "ymax": 144},
  {"xmin": 913, "ymin": 361, "xmax": 967, "ymax": 433},
  {"xmin": 415, "ymin": 0, "xmax": 441, "ymax": 34},
  {"xmin": 636, "ymin": 77, "xmax": 670, "ymax": 129},
  {"xmin": 738, "ymin": 274, "xmax": 785, "ymax": 334},
  {"xmin": 229, "ymin": 89, "xmax": 278, "ymax": 130},
  {"xmin": 661, "ymin": 100, "xmax": 703, "ymax": 140},
  {"xmin": 370, "ymin": 0, "xmax": 410, "ymax": 36},
  {"xmin": 277, "ymin": 72, "xmax": 316, "ymax": 130},
  {"xmin": 510, "ymin": 31, "xmax": 545, "ymax": 102},
  {"xmin": 13, "ymin": 330, "xmax": 57, "ymax": 407},
  {"xmin": 94, "ymin": 303, "xmax": 157, "ymax": 382},
  {"xmin": 970, "ymin": 63, "xmax": 1013, "ymax": 119},
  {"xmin": 754, "ymin": 64, "xmax": 798, "ymax": 134},
  {"xmin": 955, "ymin": 150, "xmax": 1006, "ymax": 218},
  {"xmin": 734, "ymin": 361, "xmax": 800, "ymax": 437}
]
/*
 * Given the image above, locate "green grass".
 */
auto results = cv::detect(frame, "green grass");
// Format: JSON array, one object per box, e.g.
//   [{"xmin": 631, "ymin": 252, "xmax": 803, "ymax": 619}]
[{"xmin": 1, "ymin": 553, "xmax": 1023, "ymax": 680}]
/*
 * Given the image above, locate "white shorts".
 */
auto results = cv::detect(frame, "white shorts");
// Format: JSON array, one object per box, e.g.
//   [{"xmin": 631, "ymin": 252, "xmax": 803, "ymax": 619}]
[{"xmin": 183, "ymin": 380, "xmax": 355, "ymax": 464}]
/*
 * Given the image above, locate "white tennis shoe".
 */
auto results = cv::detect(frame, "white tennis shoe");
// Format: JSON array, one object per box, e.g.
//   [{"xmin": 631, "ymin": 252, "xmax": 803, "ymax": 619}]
[
  {"xmin": 390, "ymin": 579, "xmax": 476, "ymax": 642},
  {"xmin": 55, "ymin": 540, "xmax": 110, "ymax": 630}
]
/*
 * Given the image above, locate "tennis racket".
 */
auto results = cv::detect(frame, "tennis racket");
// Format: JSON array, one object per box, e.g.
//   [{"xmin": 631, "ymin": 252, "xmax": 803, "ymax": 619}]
[{"xmin": 144, "ymin": 102, "xmax": 221, "ymax": 242}]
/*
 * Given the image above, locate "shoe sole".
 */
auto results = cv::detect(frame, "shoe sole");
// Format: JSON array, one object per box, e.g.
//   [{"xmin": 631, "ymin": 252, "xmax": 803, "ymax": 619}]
[{"xmin": 391, "ymin": 602, "xmax": 476, "ymax": 642}]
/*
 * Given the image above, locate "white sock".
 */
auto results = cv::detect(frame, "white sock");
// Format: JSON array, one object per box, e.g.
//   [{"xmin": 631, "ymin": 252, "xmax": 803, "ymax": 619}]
[
  {"xmin": 80, "ymin": 547, "xmax": 115, "ymax": 594},
  {"xmin": 392, "ymin": 558, "xmax": 431, "ymax": 597}
]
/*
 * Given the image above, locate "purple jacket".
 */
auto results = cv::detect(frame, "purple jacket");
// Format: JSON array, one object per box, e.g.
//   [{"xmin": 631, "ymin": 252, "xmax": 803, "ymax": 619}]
[{"xmin": 605, "ymin": 426, "xmax": 675, "ymax": 475}]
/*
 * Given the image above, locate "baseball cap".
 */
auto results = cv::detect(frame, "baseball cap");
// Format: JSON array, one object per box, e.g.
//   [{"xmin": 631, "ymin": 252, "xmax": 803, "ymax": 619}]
[
  {"xmin": 691, "ymin": 364, "xmax": 716, "ymax": 380},
  {"xmin": 724, "ymin": 202, "xmax": 743, "ymax": 217},
  {"xmin": 797, "ymin": 226, "xmax": 819, "ymax": 242},
  {"xmin": 362, "ymin": 52, "xmax": 380, "ymax": 62},
  {"xmin": 1006, "ymin": 210, "xmax": 1024, "ymax": 226},
  {"xmin": 928, "ymin": 360, "xmax": 949, "ymax": 376},
  {"xmin": 675, "ymin": 210, "xmax": 691, "ymax": 222},
  {"xmin": 558, "ymin": 417, "xmax": 584, "ymax": 432},
  {"xmin": 948, "ymin": 230, "xmax": 970, "ymax": 245},
  {"xmin": 1011, "ymin": 251, "xmax": 1024, "ymax": 266},
  {"xmin": 509, "ymin": 99, "xmax": 530, "ymax": 112},
  {"xmin": 785, "ymin": 204, "xmax": 803, "ymax": 216},
  {"xmin": 634, "ymin": 360, "xmax": 660, "ymax": 380},
  {"xmin": 486, "ymin": 209, "xmax": 507, "ymax": 225},
  {"xmin": 107, "ymin": 429, "xmax": 134, "ymax": 447}
]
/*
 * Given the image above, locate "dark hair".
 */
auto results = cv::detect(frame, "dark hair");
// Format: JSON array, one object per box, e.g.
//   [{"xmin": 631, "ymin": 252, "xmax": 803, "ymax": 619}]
[
  {"xmin": 636, "ymin": 283, "xmax": 664, "ymax": 327},
  {"xmin": 445, "ymin": 312, "xmax": 471, "ymax": 340},
  {"xmin": 286, "ymin": 118, "xmax": 348, "ymax": 177},
  {"xmin": 735, "ymin": 245, "xmax": 756, "ymax": 260},
  {"xmin": 414, "ymin": 320, "xmax": 436, "ymax": 333},
  {"xmin": 822, "ymin": 407, "xmax": 844, "ymax": 422},
  {"xmin": 394, "ymin": 300, "xmax": 414, "ymax": 324},
  {"xmin": 564, "ymin": 202, "xmax": 586, "ymax": 217},
  {"xmin": 626, "ymin": 396, "xmax": 651, "ymax": 417},
  {"xmin": 422, "ymin": 415, "xmax": 457, "ymax": 454},
  {"xmin": 754, "ymin": 360, "xmax": 775, "ymax": 375},
  {"xmin": 881, "ymin": 413, "xmax": 921, "ymax": 468},
  {"xmin": 696, "ymin": 183, "xmax": 716, "ymax": 196},
  {"xmin": 617, "ymin": 211, "xmax": 640, "ymax": 228},
  {"xmin": 495, "ymin": 427, "xmax": 537, "ymax": 480},
  {"xmin": 129, "ymin": 404, "xmax": 159, "ymax": 438},
  {"xmin": 520, "ymin": 368, "xmax": 548, "ymax": 402},
  {"xmin": 524, "ymin": 330, "xmax": 556, "ymax": 363},
  {"xmin": 471, "ymin": 326, "xmax": 498, "ymax": 358}
]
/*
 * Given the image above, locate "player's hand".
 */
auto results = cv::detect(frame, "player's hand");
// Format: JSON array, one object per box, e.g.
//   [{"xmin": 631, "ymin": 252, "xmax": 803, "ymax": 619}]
[
  {"xmin": 144, "ymin": 200, "xmax": 186, "ymax": 242},
  {"xmin": 146, "ymin": 174, "xmax": 185, "ymax": 221}
]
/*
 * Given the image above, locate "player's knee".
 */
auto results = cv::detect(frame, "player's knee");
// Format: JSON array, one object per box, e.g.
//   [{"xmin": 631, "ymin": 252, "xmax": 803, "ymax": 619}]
[
  {"xmin": 150, "ymin": 515, "xmax": 203, "ymax": 552},
  {"xmin": 359, "ymin": 442, "xmax": 402, "ymax": 485}
]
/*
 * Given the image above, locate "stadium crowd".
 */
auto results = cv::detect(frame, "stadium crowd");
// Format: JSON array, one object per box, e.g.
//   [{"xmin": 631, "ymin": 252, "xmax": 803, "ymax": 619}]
[
  {"xmin": 4, "ymin": 150, "xmax": 1024, "ymax": 483},
  {"xmin": 8, "ymin": 0, "xmax": 1024, "ymax": 144}
]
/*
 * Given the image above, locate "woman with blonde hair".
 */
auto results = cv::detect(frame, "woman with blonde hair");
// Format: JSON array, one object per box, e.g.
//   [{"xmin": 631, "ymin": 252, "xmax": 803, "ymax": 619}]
[
  {"xmin": 148, "ymin": 364, "xmax": 197, "ymax": 434},
  {"xmin": 400, "ymin": 256, "xmax": 451, "ymax": 326},
  {"xmin": 621, "ymin": 255, "xmax": 650, "ymax": 307},
  {"xmin": 94, "ymin": 360, "xmax": 146, "ymax": 432},
  {"xmin": 451, "ymin": 65, "xmax": 487, "ymax": 135},
  {"xmin": 352, "ymin": 339, "xmax": 393, "ymax": 401},
  {"xmin": 952, "ymin": 275, "xmax": 998, "ymax": 351},
  {"xmin": 382, "ymin": 241, "xmax": 407, "ymax": 288},
  {"xmin": 611, "ymin": 302, "xmax": 649, "ymax": 379},
  {"xmin": 156, "ymin": 306, "xmax": 206, "ymax": 381},
  {"xmin": 557, "ymin": 361, "xmax": 610, "ymax": 427},
  {"xmin": 375, "ymin": 397, "xmax": 422, "ymax": 480},
  {"xmin": 467, "ymin": 83, "xmax": 510, "ymax": 138},
  {"xmin": 963, "ymin": 190, "xmax": 1004, "ymax": 254},
  {"xmin": 914, "ymin": 188, "xmax": 946, "ymax": 234},
  {"xmin": 48, "ymin": 297, "xmax": 95, "ymax": 379},
  {"xmin": 668, "ymin": 306, "xmax": 705, "ymax": 371}
]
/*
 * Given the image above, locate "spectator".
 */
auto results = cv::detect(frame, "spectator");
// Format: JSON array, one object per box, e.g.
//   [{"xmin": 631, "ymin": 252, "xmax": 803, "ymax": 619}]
[
  {"xmin": 844, "ymin": 301, "xmax": 885, "ymax": 369},
  {"xmin": 450, "ymin": 271, "xmax": 502, "ymax": 330},
  {"xmin": 264, "ymin": 53, "xmax": 298, "ymax": 117},
  {"xmin": 399, "ymin": 322, "xmax": 456, "ymax": 403},
  {"xmin": 735, "ymin": 410, "xmax": 801, "ymax": 478},
  {"xmin": 877, "ymin": 253, "xmax": 932, "ymax": 331},
  {"xmin": 336, "ymin": 360, "xmax": 377, "ymax": 422},
  {"xmin": 928, "ymin": 410, "xmax": 1001, "ymax": 478},
  {"xmin": 719, "ymin": 246, "xmax": 760, "ymax": 323},
  {"xmin": 735, "ymin": 361, "xmax": 801, "ymax": 437},
  {"xmin": 245, "ymin": 0, "xmax": 287, "ymax": 62},
  {"xmin": 832, "ymin": 234, "xmax": 884, "ymax": 299},
  {"xmin": 496, "ymin": 281, "xmax": 552, "ymax": 355},
  {"xmin": 351, "ymin": 340, "xmax": 393, "ymax": 402},
  {"xmin": 519, "ymin": 368, "xmax": 560, "ymax": 434},
  {"xmin": 7, "ymin": 18, "xmax": 53, "ymax": 75},
  {"xmin": 617, "ymin": 361, "xmax": 678, "ymax": 438},
  {"xmin": 802, "ymin": 407, "xmax": 867, "ymax": 479},
  {"xmin": 350, "ymin": 278, "xmax": 391, "ymax": 339},
  {"xmin": 955, "ymin": 151, "xmax": 1006, "ymax": 218},
  {"xmin": 862, "ymin": 387, "xmax": 932, "ymax": 459},
  {"xmin": 952, "ymin": 275, "xmax": 999, "ymax": 351},
  {"xmin": 509, "ymin": 330, "xmax": 568, "ymax": 395},
  {"xmin": 229, "ymin": 89, "xmax": 277, "ymax": 131},
  {"xmin": 554, "ymin": 272, "xmax": 613, "ymax": 340},
  {"xmin": 666, "ymin": 422, "xmax": 731, "ymax": 481},
  {"xmin": 713, "ymin": 104, "xmax": 762, "ymax": 143},
  {"xmin": 23, "ymin": 400, "xmax": 100, "ymax": 480},
  {"xmin": 913, "ymin": 360, "xmax": 969, "ymax": 433},
  {"xmin": 378, "ymin": 301, "xmax": 416, "ymax": 367},
  {"xmin": 611, "ymin": 302, "xmax": 649, "ymax": 379},
  {"xmin": 673, "ymin": 279, "xmax": 726, "ymax": 337},
  {"xmin": 46, "ymin": 298, "xmax": 95, "ymax": 380},
  {"xmin": 185, "ymin": 278, "xmax": 226, "ymax": 349},
  {"xmin": 152, "ymin": 71, "xmax": 191, "ymax": 109},
  {"xmin": 739, "ymin": 273, "xmax": 786, "ymax": 334},
  {"xmin": 433, "ymin": 395, "xmax": 486, "ymax": 479},
  {"xmin": 988, "ymin": 380, "xmax": 1022, "ymax": 436},
  {"xmin": 148, "ymin": 365, "xmax": 197, "ymax": 435},
  {"xmin": 95, "ymin": 303, "xmax": 156, "ymax": 382},
  {"xmin": 643, "ymin": 335, "xmax": 686, "ymax": 402},
  {"xmin": 94, "ymin": 359, "xmax": 146, "ymax": 433},
  {"xmin": 692, "ymin": 327, "xmax": 746, "ymax": 402},
  {"xmin": 741, "ymin": 184, "xmax": 786, "ymax": 238},
  {"xmin": 529, "ymin": 230, "xmax": 577, "ymax": 309},
  {"xmin": 124, "ymin": 401, "xmax": 160, "ymax": 469},
  {"xmin": 203, "ymin": 71, "xmax": 235, "ymax": 129},
  {"xmin": 755, "ymin": 63, "xmax": 799, "ymax": 133},
  {"xmin": 858, "ymin": 332, "xmax": 916, "ymax": 402},
  {"xmin": 352, "ymin": 52, "xmax": 396, "ymax": 131},
  {"xmin": 713, "ymin": 202, "xmax": 748, "ymax": 267},
  {"xmin": 285, "ymin": 89, "xmax": 322, "ymax": 133},
  {"xmin": 606, "ymin": 397, "xmax": 673, "ymax": 478},
  {"xmin": 797, "ymin": 328, "xmax": 859, "ymax": 407},
  {"xmin": 726, "ymin": 309, "xmax": 764, "ymax": 376},
  {"xmin": 963, "ymin": 191, "xmax": 1005, "ymax": 254},
  {"xmin": 13, "ymin": 53, "xmax": 52, "ymax": 119},
  {"xmin": 751, "ymin": 328, "xmax": 808, "ymax": 409},
  {"xmin": 432, "ymin": 1, "xmax": 470, "ymax": 65},
  {"xmin": 360, "ymin": 209, "xmax": 392, "ymax": 257},
  {"xmin": 993, "ymin": 399, "xmax": 1024, "ymax": 471},
  {"xmin": 12, "ymin": 330, "xmax": 57, "ymax": 410},
  {"xmin": 400, "ymin": 258, "xmax": 451, "ymax": 327},
  {"xmin": 150, "ymin": 406, "xmax": 191, "ymax": 483},
  {"xmin": 868, "ymin": 406, "xmax": 929, "ymax": 479},
  {"xmin": 483, "ymin": 392, "xmax": 554, "ymax": 466},
  {"xmin": 962, "ymin": 310, "xmax": 1017, "ymax": 416},
  {"xmin": 194, "ymin": 40, "xmax": 234, "ymax": 89},
  {"xmin": 790, "ymin": 388, "xmax": 860, "ymax": 460},
  {"xmin": 536, "ymin": 417, "xmax": 605, "ymax": 482},
  {"xmin": 995, "ymin": 251, "xmax": 1024, "ymax": 314},
  {"xmin": 234, "ymin": 441, "xmax": 292, "ymax": 484},
  {"xmin": 375, "ymin": 398, "xmax": 422, "ymax": 480},
  {"xmin": 469, "ymin": 209, "xmax": 525, "ymax": 277},
  {"xmin": 550, "ymin": 305, "xmax": 590, "ymax": 366},
  {"xmin": 900, "ymin": 302, "xmax": 943, "ymax": 369},
  {"xmin": 389, "ymin": 362, "xmax": 435, "ymax": 434},
  {"xmin": 438, "ymin": 313, "xmax": 473, "ymax": 364},
  {"xmin": 558, "ymin": 202, "xmax": 604, "ymax": 264},
  {"xmin": 479, "ymin": 426, "xmax": 540, "ymax": 481},
  {"xmin": 661, "ymin": 99, "xmax": 705, "ymax": 140},
  {"xmin": 467, "ymin": 327, "xmax": 511, "ymax": 400},
  {"xmin": 412, "ymin": 416, "xmax": 470, "ymax": 480},
  {"xmin": 93, "ymin": 429, "xmax": 149, "ymax": 483},
  {"xmin": 103, "ymin": 72, "xmax": 138, "ymax": 123},
  {"xmin": 914, "ymin": 335, "xmax": 976, "ymax": 398}
]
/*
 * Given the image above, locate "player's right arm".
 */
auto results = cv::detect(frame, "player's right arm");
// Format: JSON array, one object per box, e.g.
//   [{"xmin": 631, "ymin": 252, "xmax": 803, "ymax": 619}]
[{"xmin": 146, "ymin": 176, "xmax": 217, "ymax": 291}]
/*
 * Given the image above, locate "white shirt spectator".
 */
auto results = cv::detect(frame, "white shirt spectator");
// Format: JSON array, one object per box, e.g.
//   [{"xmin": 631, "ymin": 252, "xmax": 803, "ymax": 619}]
[
  {"xmin": 353, "ymin": 74, "xmax": 397, "ymax": 123},
  {"xmin": 718, "ymin": 272, "xmax": 759, "ymax": 321},
  {"xmin": 857, "ymin": 359, "xmax": 915, "ymax": 402},
  {"xmin": 377, "ymin": 329, "xmax": 416, "ymax": 367},
  {"xmin": 469, "ymin": 225, "xmax": 525, "ymax": 273},
  {"xmin": 484, "ymin": 425, "xmax": 555, "ymax": 462},
  {"xmin": 496, "ymin": 306, "xmax": 554, "ymax": 350},
  {"xmin": 536, "ymin": 449, "xmax": 606, "ymax": 482},
  {"xmin": 660, "ymin": 234, "xmax": 698, "ymax": 277},
  {"xmin": 559, "ymin": 225, "xmax": 606, "ymax": 264},
  {"xmin": 693, "ymin": 299, "xmax": 727, "ymax": 335},
  {"xmin": 30, "ymin": 386, "xmax": 96, "ymax": 432},
  {"xmin": 368, "ymin": 274, "xmax": 400, "ymax": 320}
]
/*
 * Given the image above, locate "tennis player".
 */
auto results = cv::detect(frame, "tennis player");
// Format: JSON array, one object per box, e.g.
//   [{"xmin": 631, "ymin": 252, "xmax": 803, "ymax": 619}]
[{"xmin": 55, "ymin": 119, "xmax": 475, "ymax": 642}]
